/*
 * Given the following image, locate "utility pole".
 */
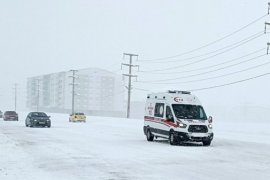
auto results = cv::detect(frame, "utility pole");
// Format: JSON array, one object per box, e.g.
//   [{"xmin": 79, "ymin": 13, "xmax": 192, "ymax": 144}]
[
  {"xmin": 265, "ymin": 3, "xmax": 270, "ymax": 33},
  {"xmin": 265, "ymin": 22, "xmax": 270, "ymax": 34},
  {"xmin": 267, "ymin": 42, "xmax": 270, "ymax": 55},
  {"xmin": 69, "ymin": 70, "xmax": 78, "ymax": 115},
  {"xmin": 268, "ymin": 2, "xmax": 270, "ymax": 15},
  {"xmin": 36, "ymin": 79, "xmax": 40, "ymax": 112},
  {"xmin": 122, "ymin": 53, "xmax": 139, "ymax": 118},
  {"xmin": 14, "ymin": 83, "xmax": 17, "ymax": 112}
]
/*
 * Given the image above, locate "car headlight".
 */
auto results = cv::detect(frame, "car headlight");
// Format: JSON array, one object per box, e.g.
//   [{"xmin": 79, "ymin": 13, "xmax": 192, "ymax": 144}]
[{"xmin": 208, "ymin": 124, "xmax": 212, "ymax": 129}]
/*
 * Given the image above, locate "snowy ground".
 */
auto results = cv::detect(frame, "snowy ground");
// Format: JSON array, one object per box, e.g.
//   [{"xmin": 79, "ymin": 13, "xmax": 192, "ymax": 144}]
[{"xmin": 1, "ymin": 112, "xmax": 270, "ymax": 180}]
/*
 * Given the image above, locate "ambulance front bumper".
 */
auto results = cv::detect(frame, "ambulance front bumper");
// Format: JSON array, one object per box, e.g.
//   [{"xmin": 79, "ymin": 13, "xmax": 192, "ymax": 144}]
[{"xmin": 175, "ymin": 131, "xmax": 214, "ymax": 142}]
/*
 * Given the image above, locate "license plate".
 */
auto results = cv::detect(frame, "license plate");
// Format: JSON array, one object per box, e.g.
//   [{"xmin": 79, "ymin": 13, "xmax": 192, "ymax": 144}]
[{"xmin": 189, "ymin": 133, "xmax": 208, "ymax": 137}]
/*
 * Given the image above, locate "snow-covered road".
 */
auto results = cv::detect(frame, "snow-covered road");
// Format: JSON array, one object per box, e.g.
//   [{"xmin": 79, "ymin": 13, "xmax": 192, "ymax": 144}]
[{"xmin": 1, "ymin": 112, "xmax": 270, "ymax": 180}]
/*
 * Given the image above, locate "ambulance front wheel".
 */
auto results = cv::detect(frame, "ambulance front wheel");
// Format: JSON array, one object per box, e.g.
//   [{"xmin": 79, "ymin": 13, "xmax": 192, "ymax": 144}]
[
  {"xmin": 169, "ymin": 132, "xmax": 177, "ymax": 145},
  {"xmin": 202, "ymin": 140, "xmax": 212, "ymax": 146},
  {"xmin": 146, "ymin": 129, "xmax": 154, "ymax": 141}
]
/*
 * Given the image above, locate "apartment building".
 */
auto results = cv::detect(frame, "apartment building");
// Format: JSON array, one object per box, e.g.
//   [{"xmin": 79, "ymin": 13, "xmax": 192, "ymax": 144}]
[{"xmin": 27, "ymin": 68, "xmax": 126, "ymax": 117}]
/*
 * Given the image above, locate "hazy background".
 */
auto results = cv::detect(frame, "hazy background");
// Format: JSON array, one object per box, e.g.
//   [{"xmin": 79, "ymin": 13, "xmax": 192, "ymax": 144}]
[{"xmin": 0, "ymin": 0, "xmax": 269, "ymax": 117}]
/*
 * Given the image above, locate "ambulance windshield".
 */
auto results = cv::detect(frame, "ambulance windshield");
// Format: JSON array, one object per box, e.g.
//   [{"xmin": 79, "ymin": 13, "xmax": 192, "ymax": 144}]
[{"xmin": 172, "ymin": 104, "xmax": 207, "ymax": 120}]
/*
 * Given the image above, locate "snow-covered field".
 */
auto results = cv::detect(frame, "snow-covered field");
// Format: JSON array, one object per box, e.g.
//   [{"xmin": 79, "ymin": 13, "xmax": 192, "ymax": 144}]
[{"xmin": 1, "ymin": 112, "xmax": 270, "ymax": 180}]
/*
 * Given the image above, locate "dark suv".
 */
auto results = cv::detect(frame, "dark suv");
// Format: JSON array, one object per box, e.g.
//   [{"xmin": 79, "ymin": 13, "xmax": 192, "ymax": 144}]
[
  {"xmin": 25, "ymin": 112, "xmax": 51, "ymax": 128},
  {"xmin": 3, "ymin": 111, "xmax": 18, "ymax": 121}
]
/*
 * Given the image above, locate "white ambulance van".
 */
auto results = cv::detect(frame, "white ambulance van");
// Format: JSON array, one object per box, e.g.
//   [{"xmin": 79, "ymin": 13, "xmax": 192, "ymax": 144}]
[{"xmin": 143, "ymin": 90, "xmax": 214, "ymax": 146}]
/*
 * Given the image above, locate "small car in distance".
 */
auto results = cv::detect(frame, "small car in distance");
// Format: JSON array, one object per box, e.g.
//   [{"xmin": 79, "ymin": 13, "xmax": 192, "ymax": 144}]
[
  {"xmin": 25, "ymin": 112, "xmax": 51, "ymax": 128},
  {"xmin": 3, "ymin": 111, "xmax": 18, "ymax": 121},
  {"xmin": 69, "ymin": 112, "xmax": 86, "ymax": 122}
]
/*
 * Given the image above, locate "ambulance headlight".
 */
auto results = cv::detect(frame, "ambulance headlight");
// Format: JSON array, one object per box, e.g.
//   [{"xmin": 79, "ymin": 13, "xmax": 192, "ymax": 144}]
[
  {"xmin": 179, "ymin": 123, "xmax": 187, "ymax": 128},
  {"xmin": 177, "ymin": 120, "xmax": 187, "ymax": 128},
  {"xmin": 208, "ymin": 124, "xmax": 212, "ymax": 129}
]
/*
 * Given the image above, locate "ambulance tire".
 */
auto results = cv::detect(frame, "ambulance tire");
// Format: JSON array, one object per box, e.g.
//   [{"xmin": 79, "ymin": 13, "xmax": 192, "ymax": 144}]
[
  {"xmin": 169, "ymin": 131, "xmax": 177, "ymax": 145},
  {"xmin": 146, "ymin": 129, "xmax": 154, "ymax": 141},
  {"xmin": 202, "ymin": 140, "xmax": 211, "ymax": 146}
]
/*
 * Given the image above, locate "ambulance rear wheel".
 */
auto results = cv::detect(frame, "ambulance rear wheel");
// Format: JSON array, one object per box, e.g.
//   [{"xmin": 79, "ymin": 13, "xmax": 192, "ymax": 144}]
[{"xmin": 146, "ymin": 129, "xmax": 154, "ymax": 141}]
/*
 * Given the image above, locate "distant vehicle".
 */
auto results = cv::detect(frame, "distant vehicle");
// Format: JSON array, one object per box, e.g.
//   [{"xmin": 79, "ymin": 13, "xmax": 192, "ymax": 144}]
[
  {"xmin": 143, "ymin": 90, "xmax": 214, "ymax": 146},
  {"xmin": 0, "ymin": 110, "xmax": 3, "ymax": 118},
  {"xmin": 69, "ymin": 112, "xmax": 86, "ymax": 122},
  {"xmin": 25, "ymin": 112, "xmax": 51, "ymax": 128},
  {"xmin": 3, "ymin": 111, "xmax": 18, "ymax": 121}
]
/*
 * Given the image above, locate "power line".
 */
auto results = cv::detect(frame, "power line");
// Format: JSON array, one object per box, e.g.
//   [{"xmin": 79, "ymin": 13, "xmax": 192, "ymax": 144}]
[
  {"xmin": 139, "ymin": 58, "xmax": 270, "ymax": 85},
  {"xmin": 137, "ymin": 54, "xmax": 266, "ymax": 83},
  {"xmin": 140, "ymin": 13, "xmax": 268, "ymax": 61},
  {"xmin": 138, "ymin": 47, "xmax": 266, "ymax": 75},
  {"xmin": 133, "ymin": 71, "xmax": 270, "ymax": 93},
  {"xmin": 139, "ymin": 33, "xmax": 264, "ymax": 73},
  {"xmin": 187, "ymin": 72, "xmax": 270, "ymax": 92},
  {"xmin": 139, "ymin": 31, "xmax": 264, "ymax": 63}
]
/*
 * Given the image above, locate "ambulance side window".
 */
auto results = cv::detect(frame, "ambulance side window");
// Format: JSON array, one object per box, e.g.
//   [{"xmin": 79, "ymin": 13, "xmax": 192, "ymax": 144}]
[
  {"xmin": 154, "ymin": 103, "xmax": 164, "ymax": 118},
  {"xmin": 166, "ymin": 106, "xmax": 174, "ymax": 122}
]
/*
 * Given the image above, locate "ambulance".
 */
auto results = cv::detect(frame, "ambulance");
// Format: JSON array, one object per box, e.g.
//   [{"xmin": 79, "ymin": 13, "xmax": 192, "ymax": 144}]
[{"xmin": 143, "ymin": 90, "xmax": 214, "ymax": 146}]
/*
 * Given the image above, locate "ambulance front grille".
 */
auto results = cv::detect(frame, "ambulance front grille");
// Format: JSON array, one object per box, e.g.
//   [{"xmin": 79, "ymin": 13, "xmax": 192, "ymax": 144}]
[{"xmin": 188, "ymin": 125, "xmax": 208, "ymax": 133}]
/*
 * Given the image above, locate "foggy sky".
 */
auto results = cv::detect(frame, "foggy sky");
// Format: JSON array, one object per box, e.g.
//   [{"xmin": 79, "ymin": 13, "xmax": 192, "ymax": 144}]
[{"xmin": 0, "ymin": 0, "xmax": 269, "ymax": 110}]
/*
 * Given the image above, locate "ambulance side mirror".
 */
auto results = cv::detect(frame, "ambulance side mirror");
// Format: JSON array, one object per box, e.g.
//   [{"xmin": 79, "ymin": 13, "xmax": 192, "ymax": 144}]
[
  {"xmin": 208, "ymin": 116, "xmax": 213, "ymax": 123},
  {"xmin": 167, "ymin": 114, "xmax": 174, "ymax": 122}
]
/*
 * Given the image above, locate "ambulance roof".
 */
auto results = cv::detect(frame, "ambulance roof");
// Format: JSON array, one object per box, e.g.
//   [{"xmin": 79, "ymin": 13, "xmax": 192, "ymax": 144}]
[{"xmin": 147, "ymin": 90, "xmax": 202, "ymax": 105}]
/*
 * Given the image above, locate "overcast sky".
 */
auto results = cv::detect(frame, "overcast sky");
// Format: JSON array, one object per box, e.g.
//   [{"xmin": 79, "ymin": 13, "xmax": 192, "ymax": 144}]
[{"xmin": 0, "ymin": 0, "xmax": 269, "ymax": 110}]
